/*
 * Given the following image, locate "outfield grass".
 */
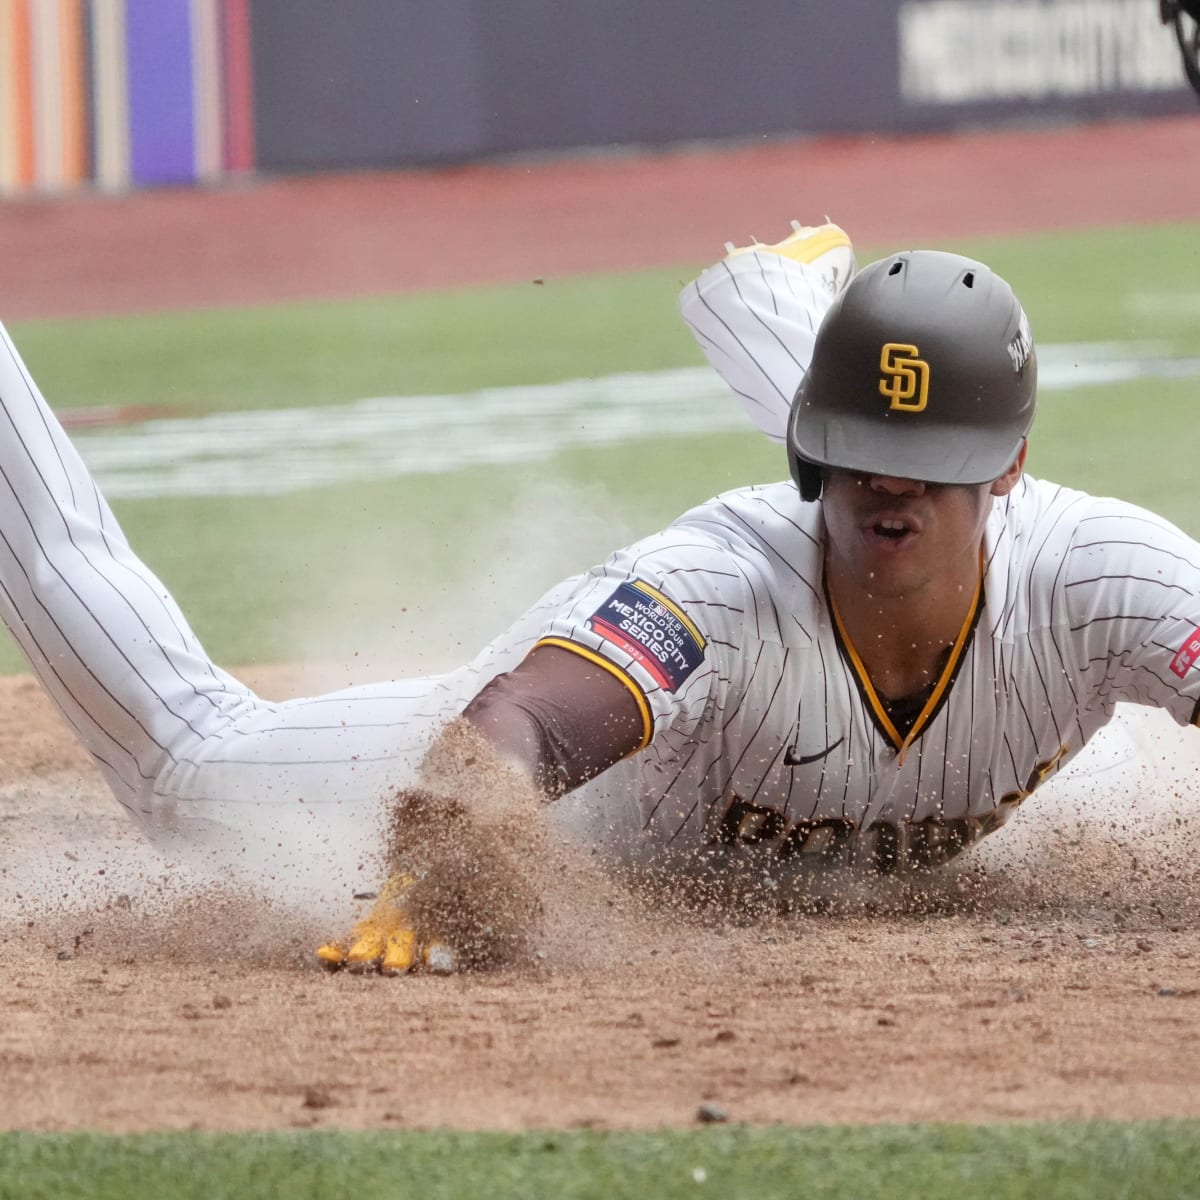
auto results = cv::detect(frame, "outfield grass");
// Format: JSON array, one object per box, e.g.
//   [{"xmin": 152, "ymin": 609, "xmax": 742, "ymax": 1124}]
[
  {"xmin": 3, "ymin": 223, "xmax": 1200, "ymax": 1189},
  {"xmin": 2, "ymin": 222, "xmax": 1197, "ymax": 675},
  {"xmin": 4, "ymin": 1120, "xmax": 1200, "ymax": 1199},
  {"xmin": 12, "ymin": 222, "xmax": 1198, "ymax": 414},
  {"xmin": 9, "ymin": 266, "xmax": 703, "ymax": 414}
]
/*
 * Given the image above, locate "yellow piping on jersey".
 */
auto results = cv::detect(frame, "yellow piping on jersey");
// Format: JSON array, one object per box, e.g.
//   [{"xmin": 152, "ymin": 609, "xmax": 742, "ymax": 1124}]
[
  {"xmin": 628, "ymin": 580, "xmax": 707, "ymax": 649},
  {"xmin": 534, "ymin": 636, "xmax": 653, "ymax": 753},
  {"xmin": 828, "ymin": 553, "xmax": 985, "ymax": 765}
]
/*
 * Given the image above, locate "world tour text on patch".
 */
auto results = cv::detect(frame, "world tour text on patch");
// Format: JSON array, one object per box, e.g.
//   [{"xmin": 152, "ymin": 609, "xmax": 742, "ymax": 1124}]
[{"xmin": 588, "ymin": 580, "xmax": 706, "ymax": 692}]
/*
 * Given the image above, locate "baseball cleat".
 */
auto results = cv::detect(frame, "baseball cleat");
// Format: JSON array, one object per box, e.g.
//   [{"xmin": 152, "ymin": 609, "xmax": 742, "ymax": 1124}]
[{"xmin": 724, "ymin": 220, "xmax": 856, "ymax": 300}]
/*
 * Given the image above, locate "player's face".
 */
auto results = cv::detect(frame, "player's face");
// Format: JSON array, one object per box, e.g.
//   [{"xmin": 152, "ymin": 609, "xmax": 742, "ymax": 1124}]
[{"xmin": 821, "ymin": 449, "xmax": 1025, "ymax": 600}]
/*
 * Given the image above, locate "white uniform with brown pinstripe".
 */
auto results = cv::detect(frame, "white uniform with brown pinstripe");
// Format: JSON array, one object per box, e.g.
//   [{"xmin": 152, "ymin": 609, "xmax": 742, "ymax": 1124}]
[
  {"xmin": 546, "ymin": 472, "xmax": 1200, "ymax": 874},
  {"xmin": 1, "ymin": 240, "xmax": 1198, "ymax": 898}
]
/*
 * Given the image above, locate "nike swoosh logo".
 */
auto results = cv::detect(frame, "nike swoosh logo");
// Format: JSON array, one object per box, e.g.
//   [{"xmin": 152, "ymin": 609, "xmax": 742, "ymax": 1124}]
[{"xmin": 783, "ymin": 736, "xmax": 845, "ymax": 767}]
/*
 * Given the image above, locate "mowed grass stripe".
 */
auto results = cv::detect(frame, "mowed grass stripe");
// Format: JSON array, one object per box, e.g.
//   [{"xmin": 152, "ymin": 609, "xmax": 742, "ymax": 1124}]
[
  {"xmin": 49, "ymin": 343, "xmax": 1200, "ymax": 501},
  {"xmin": 2, "ymin": 1121, "xmax": 1199, "ymax": 1199}
]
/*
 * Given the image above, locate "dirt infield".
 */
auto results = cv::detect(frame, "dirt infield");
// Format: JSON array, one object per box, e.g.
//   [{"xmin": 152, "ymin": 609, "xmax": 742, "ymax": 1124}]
[
  {"xmin": 2, "ymin": 118, "xmax": 1200, "ymax": 1133},
  {"xmin": 3, "ymin": 673, "xmax": 1200, "ymax": 1133}
]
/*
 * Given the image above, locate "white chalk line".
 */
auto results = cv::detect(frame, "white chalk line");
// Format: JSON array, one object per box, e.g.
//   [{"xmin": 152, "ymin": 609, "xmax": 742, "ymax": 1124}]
[{"xmin": 68, "ymin": 342, "xmax": 1200, "ymax": 499}]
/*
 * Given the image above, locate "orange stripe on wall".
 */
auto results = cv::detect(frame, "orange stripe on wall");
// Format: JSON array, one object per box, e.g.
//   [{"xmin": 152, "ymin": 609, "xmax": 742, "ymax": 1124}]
[
  {"xmin": 0, "ymin": 0, "xmax": 15, "ymax": 191},
  {"xmin": 12, "ymin": 0, "xmax": 34, "ymax": 186},
  {"xmin": 58, "ymin": 0, "xmax": 88, "ymax": 184}
]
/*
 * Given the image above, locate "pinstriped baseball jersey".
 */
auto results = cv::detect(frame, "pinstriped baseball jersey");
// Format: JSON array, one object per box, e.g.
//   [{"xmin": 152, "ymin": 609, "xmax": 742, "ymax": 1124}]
[
  {"xmin": 1, "ymin": 230, "xmax": 1197, "ymax": 905},
  {"xmin": 536, "ymin": 474, "xmax": 1200, "ymax": 872}
]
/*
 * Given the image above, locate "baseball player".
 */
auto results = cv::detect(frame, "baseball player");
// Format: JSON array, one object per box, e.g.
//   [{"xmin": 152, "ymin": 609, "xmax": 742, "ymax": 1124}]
[{"xmin": 1, "ymin": 222, "xmax": 1197, "ymax": 976}]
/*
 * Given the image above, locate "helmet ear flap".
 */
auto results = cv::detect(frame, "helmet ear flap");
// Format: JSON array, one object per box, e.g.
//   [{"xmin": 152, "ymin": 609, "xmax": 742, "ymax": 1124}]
[
  {"xmin": 786, "ymin": 378, "xmax": 823, "ymax": 502},
  {"xmin": 789, "ymin": 455, "xmax": 823, "ymax": 502}
]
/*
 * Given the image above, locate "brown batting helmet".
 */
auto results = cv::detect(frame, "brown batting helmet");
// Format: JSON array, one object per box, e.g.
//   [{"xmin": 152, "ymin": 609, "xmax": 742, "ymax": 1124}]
[{"xmin": 787, "ymin": 250, "xmax": 1037, "ymax": 502}]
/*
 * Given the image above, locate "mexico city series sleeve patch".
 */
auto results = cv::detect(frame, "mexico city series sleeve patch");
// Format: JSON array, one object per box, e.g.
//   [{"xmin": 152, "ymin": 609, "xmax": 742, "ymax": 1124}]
[{"xmin": 587, "ymin": 580, "xmax": 707, "ymax": 692}]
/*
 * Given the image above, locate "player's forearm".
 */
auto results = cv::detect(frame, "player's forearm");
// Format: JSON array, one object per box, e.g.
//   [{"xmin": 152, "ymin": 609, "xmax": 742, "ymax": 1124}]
[
  {"xmin": 413, "ymin": 643, "xmax": 647, "ymax": 805},
  {"xmin": 459, "ymin": 647, "xmax": 646, "ymax": 797},
  {"xmin": 458, "ymin": 691, "xmax": 559, "ymax": 795},
  {"xmin": 459, "ymin": 679, "xmax": 585, "ymax": 798},
  {"xmin": 460, "ymin": 681, "xmax": 609, "ymax": 797}
]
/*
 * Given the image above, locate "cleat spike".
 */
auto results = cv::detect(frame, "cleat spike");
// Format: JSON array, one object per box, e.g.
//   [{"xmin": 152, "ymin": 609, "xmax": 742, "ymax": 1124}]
[{"xmin": 721, "ymin": 221, "xmax": 855, "ymax": 298}]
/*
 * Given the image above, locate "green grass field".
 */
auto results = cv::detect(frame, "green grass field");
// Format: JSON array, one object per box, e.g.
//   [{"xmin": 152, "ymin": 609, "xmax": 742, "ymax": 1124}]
[
  {"xmin": 5, "ymin": 221, "xmax": 1200, "ymax": 1193},
  {"xmin": 5, "ymin": 221, "xmax": 1199, "ymax": 675},
  {"xmin": 3, "ymin": 1120, "xmax": 1200, "ymax": 1200}
]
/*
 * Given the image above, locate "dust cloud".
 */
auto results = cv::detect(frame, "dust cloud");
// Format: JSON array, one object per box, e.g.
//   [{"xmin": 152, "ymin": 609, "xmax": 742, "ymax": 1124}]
[
  {"xmin": 4, "ymin": 468, "xmax": 1200, "ymax": 977},
  {"xmin": 278, "ymin": 476, "xmax": 646, "ymax": 681}
]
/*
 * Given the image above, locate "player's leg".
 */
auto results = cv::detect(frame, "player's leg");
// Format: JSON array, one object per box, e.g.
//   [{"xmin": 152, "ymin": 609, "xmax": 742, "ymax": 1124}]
[
  {"xmin": 678, "ymin": 221, "xmax": 855, "ymax": 444},
  {"xmin": 0, "ymin": 321, "xmax": 478, "ymax": 896},
  {"xmin": 0, "ymin": 320, "xmax": 250, "ymax": 817}
]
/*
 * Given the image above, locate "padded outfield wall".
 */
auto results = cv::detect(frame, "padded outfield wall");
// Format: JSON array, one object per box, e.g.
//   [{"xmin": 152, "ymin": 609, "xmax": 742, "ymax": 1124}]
[
  {"xmin": 250, "ymin": 0, "xmax": 1198, "ymax": 171},
  {"xmin": 0, "ymin": 0, "xmax": 254, "ymax": 194},
  {"xmin": 0, "ymin": 0, "xmax": 1195, "ymax": 196}
]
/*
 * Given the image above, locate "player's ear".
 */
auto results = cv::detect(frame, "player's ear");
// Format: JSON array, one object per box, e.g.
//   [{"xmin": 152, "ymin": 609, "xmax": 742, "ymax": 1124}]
[{"xmin": 989, "ymin": 440, "xmax": 1027, "ymax": 497}]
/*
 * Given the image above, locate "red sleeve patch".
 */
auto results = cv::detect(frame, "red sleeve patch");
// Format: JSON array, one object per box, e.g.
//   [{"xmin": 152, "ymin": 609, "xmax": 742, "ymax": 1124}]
[{"xmin": 1169, "ymin": 625, "xmax": 1200, "ymax": 680}]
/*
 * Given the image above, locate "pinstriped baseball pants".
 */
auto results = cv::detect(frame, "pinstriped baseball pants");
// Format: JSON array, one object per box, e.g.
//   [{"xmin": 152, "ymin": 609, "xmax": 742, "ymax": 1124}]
[{"xmin": 0, "ymin": 324, "xmax": 467, "ymax": 900}]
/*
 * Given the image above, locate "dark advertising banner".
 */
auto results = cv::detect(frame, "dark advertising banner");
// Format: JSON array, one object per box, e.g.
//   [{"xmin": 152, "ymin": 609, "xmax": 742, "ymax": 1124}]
[
  {"xmin": 250, "ymin": 0, "xmax": 1196, "ymax": 172},
  {"xmin": 897, "ymin": 0, "xmax": 1194, "ymax": 125},
  {"xmin": 249, "ymin": 1, "xmax": 487, "ymax": 170}
]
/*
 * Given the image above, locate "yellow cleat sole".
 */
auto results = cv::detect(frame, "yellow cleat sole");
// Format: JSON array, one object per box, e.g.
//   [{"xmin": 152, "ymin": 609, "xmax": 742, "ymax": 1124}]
[{"xmin": 725, "ymin": 220, "xmax": 851, "ymax": 265}]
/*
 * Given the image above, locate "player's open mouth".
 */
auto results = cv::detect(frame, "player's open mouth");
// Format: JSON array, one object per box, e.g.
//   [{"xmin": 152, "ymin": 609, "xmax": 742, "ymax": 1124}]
[{"xmin": 862, "ymin": 514, "xmax": 921, "ymax": 549}]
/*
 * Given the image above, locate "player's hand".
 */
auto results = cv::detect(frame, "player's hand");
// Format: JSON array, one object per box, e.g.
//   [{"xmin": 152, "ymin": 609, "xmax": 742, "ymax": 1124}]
[
  {"xmin": 316, "ymin": 873, "xmax": 460, "ymax": 976},
  {"xmin": 315, "ymin": 755, "xmax": 545, "ymax": 977}
]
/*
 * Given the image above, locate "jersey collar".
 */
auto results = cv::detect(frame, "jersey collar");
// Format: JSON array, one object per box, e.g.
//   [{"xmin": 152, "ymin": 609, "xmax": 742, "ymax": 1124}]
[{"xmin": 826, "ymin": 550, "xmax": 986, "ymax": 763}]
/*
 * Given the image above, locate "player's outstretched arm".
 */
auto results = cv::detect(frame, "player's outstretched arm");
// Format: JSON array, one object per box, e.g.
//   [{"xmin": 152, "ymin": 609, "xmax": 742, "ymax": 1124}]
[
  {"xmin": 316, "ymin": 645, "xmax": 645, "ymax": 975},
  {"xmin": 458, "ymin": 643, "xmax": 647, "ymax": 795}
]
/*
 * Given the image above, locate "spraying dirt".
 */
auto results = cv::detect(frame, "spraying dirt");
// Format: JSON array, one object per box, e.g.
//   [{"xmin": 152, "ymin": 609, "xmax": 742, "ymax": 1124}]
[
  {"xmin": 4, "ymin": 669, "xmax": 1200, "ymax": 1133},
  {"xmin": 3, "ymin": 118, "xmax": 1200, "ymax": 1132}
]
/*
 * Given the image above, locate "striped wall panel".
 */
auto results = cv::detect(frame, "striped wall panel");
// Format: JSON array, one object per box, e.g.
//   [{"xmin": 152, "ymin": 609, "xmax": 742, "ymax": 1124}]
[
  {"xmin": 219, "ymin": 0, "xmax": 253, "ymax": 172},
  {"xmin": 0, "ymin": 0, "xmax": 35, "ymax": 192},
  {"xmin": 0, "ymin": 0, "xmax": 254, "ymax": 196}
]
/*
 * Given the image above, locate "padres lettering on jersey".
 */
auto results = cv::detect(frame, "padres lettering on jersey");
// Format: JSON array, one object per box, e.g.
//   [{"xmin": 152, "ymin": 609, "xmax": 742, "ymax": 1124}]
[{"xmin": 528, "ymin": 476, "xmax": 1200, "ymax": 874}]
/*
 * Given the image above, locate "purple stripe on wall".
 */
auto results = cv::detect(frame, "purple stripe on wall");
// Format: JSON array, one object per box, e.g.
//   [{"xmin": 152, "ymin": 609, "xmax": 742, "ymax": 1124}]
[
  {"xmin": 125, "ymin": 0, "xmax": 194, "ymax": 185},
  {"xmin": 80, "ymin": 0, "xmax": 95, "ymax": 180}
]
